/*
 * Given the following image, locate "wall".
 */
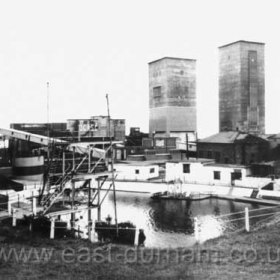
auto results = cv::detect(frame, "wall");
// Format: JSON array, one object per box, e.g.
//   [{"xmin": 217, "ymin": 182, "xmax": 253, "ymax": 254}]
[
  {"xmin": 197, "ymin": 141, "xmax": 269, "ymax": 165},
  {"xmin": 165, "ymin": 162, "xmax": 249, "ymax": 186},
  {"xmin": 235, "ymin": 177, "xmax": 271, "ymax": 188},
  {"xmin": 197, "ymin": 143, "xmax": 235, "ymax": 163},
  {"xmin": 114, "ymin": 164, "xmax": 159, "ymax": 180}
]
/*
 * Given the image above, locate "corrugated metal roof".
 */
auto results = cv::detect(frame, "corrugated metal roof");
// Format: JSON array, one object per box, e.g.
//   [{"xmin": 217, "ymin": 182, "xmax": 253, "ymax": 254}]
[
  {"xmin": 205, "ymin": 163, "xmax": 248, "ymax": 169},
  {"xmin": 198, "ymin": 131, "xmax": 268, "ymax": 144},
  {"xmin": 168, "ymin": 158, "xmax": 214, "ymax": 164},
  {"xmin": 198, "ymin": 131, "xmax": 240, "ymax": 144}
]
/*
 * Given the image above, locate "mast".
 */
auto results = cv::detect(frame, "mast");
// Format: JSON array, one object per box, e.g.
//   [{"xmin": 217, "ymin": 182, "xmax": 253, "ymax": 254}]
[
  {"xmin": 106, "ymin": 94, "xmax": 118, "ymax": 235},
  {"xmin": 47, "ymin": 82, "xmax": 50, "ymax": 160},
  {"xmin": 47, "ymin": 82, "xmax": 50, "ymax": 135}
]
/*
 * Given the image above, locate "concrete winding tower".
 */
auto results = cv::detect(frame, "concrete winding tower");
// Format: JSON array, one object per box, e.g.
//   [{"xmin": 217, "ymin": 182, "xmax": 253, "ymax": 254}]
[
  {"xmin": 219, "ymin": 40, "xmax": 265, "ymax": 134},
  {"xmin": 149, "ymin": 57, "xmax": 197, "ymax": 143}
]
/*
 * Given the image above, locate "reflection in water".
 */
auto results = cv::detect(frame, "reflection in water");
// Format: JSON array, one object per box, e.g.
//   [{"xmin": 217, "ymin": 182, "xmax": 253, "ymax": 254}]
[
  {"xmin": 196, "ymin": 215, "xmax": 225, "ymax": 243},
  {"xmin": 213, "ymin": 205, "xmax": 220, "ymax": 216},
  {"xmin": 15, "ymin": 178, "xmax": 268, "ymax": 247},
  {"xmin": 149, "ymin": 199, "xmax": 194, "ymax": 234},
  {"xmin": 73, "ymin": 191, "xmax": 265, "ymax": 248}
]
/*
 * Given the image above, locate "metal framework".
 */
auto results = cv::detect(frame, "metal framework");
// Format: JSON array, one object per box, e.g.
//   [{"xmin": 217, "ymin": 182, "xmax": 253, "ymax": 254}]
[{"xmin": 0, "ymin": 127, "xmax": 67, "ymax": 146}]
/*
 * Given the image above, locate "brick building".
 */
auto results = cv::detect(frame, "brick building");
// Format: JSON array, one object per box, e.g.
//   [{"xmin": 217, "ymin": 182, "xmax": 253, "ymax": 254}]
[{"xmin": 197, "ymin": 131, "xmax": 269, "ymax": 165}]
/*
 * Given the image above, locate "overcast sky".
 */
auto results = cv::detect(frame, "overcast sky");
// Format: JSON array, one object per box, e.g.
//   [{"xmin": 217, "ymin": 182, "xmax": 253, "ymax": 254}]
[{"xmin": 0, "ymin": 0, "xmax": 279, "ymax": 138}]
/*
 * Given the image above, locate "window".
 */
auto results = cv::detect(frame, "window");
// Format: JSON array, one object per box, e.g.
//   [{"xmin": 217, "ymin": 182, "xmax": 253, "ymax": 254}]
[
  {"xmin": 224, "ymin": 157, "xmax": 229, "ymax": 164},
  {"xmin": 135, "ymin": 169, "xmax": 139, "ymax": 174},
  {"xmin": 233, "ymin": 169, "xmax": 242, "ymax": 180},
  {"xmin": 214, "ymin": 171, "xmax": 221, "ymax": 180},
  {"xmin": 150, "ymin": 168, "xmax": 155, "ymax": 173},
  {"xmin": 153, "ymin": 71, "xmax": 161, "ymax": 77},
  {"xmin": 153, "ymin": 86, "xmax": 162, "ymax": 98},
  {"xmin": 183, "ymin": 164, "xmax": 190, "ymax": 173},
  {"xmin": 207, "ymin": 151, "xmax": 212, "ymax": 158}
]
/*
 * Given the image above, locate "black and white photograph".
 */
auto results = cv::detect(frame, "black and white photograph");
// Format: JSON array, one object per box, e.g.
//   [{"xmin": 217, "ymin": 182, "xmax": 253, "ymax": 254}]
[{"xmin": 1, "ymin": 0, "xmax": 280, "ymax": 279}]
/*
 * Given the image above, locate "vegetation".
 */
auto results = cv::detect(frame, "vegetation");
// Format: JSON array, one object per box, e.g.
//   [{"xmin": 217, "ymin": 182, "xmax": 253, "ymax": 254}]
[{"xmin": 1, "ymin": 216, "xmax": 280, "ymax": 279}]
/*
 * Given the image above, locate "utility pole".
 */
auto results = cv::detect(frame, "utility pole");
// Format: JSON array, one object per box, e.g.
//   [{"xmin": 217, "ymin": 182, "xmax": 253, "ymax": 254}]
[
  {"xmin": 46, "ymin": 82, "xmax": 51, "ymax": 198},
  {"xmin": 186, "ymin": 133, "xmax": 189, "ymax": 159},
  {"xmin": 195, "ymin": 132, "xmax": 198, "ymax": 159},
  {"xmin": 88, "ymin": 179, "xmax": 92, "ymax": 240},
  {"xmin": 47, "ymin": 82, "xmax": 50, "ymax": 159},
  {"xmin": 47, "ymin": 82, "xmax": 50, "ymax": 132},
  {"xmin": 106, "ymin": 94, "xmax": 118, "ymax": 236}
]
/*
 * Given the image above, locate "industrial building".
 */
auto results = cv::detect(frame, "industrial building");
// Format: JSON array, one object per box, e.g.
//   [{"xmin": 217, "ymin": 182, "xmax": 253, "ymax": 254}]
[
  {"xmin": 10, "ymin": 123, "xmax": 69, "ymax": 139},
  {"xmin": 67, "ymin": 116, "xmax": 125, "ymax": 142},
  {"xmin": 148, "ymin": 57, "xmax": 197, "ymax": 150},
  {"xmin": 11, "ymin": 116, "xmax": 126, "ymax": 143},
  {"xmin": 165, "ymin": 159, "xmax": 250, "ymax": 186},
  {"xmin": 197, "ymin": 131, "xmax": 269, "ymax": 165},
  {"xmin": 5, "ymin": 116, "xmax": 126, "ymax": 180},
  {"xmin": 219, "ymin": 40, "xmax": 265, "ymax": 134}
]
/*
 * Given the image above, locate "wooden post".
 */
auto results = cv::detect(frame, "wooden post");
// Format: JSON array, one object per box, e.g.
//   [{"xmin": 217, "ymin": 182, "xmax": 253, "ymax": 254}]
[
  {"xmin": 71, "ymin": 180, "xmax": 75, "ymax": 229},
  {"xmin": 89, "ymin": 222, "xmax": 93, "ymax": 242},
  {"xmin": 72, "ymin": 147, "xmax": 75, "ymax": 171},
  {"xmin": 62, "ymin": 150, "xmax": 65, "ymax": 177},
  {"xmin": 67, "ymin": 219, "xmax": 71, "ymax": 230},
  {"xmin": 245, "ymin": 207, "xmax": 250, "ymax": 232},
  {"xmin": 186, "ymin": 133, "xmax": 189, "ymax": 159},
  {"xmin": 194, "ymin": 217, "xmax": 199, "ymax": 242},
  {"xmin": 134, "ymin": 228, "xmax": 139, "ymax": 246},
  {"xmin": 90, "ymin": 220, "xmax": 99, "ymax": 242},
  {"xmin": 31, "ymin": 191, "xmax": 34, "ymax": 213},
  {"xmin": 88, "ymin": 179, "xmax": 92, "ymax": 240},
  {"xmin": 88, "ymin": 147, "xmax": 91, "ymax": 172},
  {"xmin": 88, "ymin": 229, "xmax": 92, "ymax": 242},
  {"xmin": 97, "ymin": 179, "xmax": 101, "ymax": 221},
  {"xmin": 32, "ymin": 192, "xmax": 37, "ymax": 215},
  {"xmin": 12, "ymin": 209, "xmax": 16, "ymax": 227},
  {"xmin": 17, "ymin": 194, "xmax": 20, "ymax": 208},
  {"xmin": 8, "ymin": 201, "xmax": 11, "ymax": 215},
  {"xmin": 50, "ymin": 218, "xmax": 55, "ymax": 239},
  {"xmin": 62, "ymin": 150, "xmax": 65, "ymax": 206}
]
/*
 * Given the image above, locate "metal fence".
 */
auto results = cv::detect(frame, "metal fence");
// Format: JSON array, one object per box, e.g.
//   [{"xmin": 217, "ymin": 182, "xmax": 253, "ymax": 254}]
[{"xmin": 194, "ymin": 204, "xmax": 280, "ymax": 243}]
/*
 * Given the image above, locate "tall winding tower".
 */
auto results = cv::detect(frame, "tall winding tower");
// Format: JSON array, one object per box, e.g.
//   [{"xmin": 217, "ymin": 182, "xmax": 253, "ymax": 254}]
[
  {"xmin": 149, "ymin": 57, "xmax": 197, "ymax": 141},
  {"xmin": 219, "ymin": 40, "xmax": 265, "ymax": 134}
]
